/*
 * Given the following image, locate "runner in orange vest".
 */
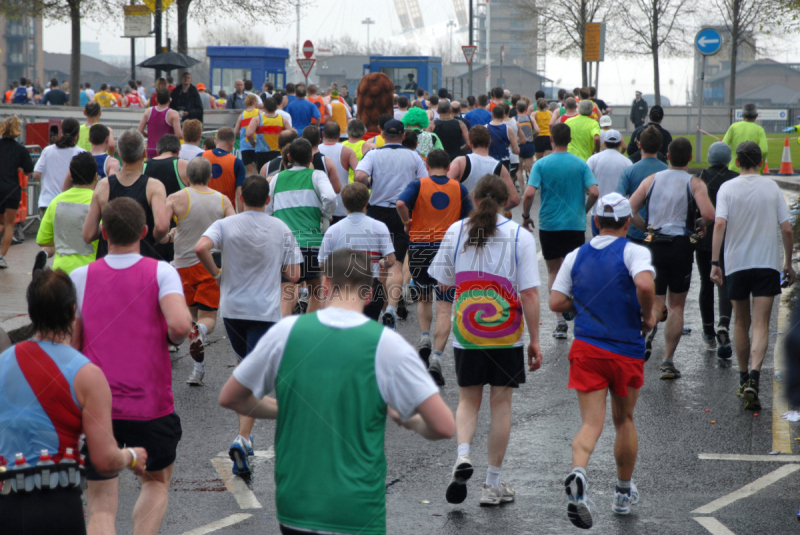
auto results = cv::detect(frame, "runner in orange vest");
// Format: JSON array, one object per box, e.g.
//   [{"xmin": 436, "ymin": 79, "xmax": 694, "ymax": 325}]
[
  {"xmin": 328, "ymin": 90, "xmax": 352, "ymax": 138},
  {"xmin": 307, "ymin": 84, "xmax": 327, "ymax": 125},
  {"xmin": 201, "ymin": 127, "xmax": 246, "ymax": 211}
]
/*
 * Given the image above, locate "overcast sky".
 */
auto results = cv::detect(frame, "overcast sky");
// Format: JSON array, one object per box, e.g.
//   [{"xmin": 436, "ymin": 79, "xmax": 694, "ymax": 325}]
[{"xmin": 41, "ymin": 0, "xmax": 800, "ymax": 106}]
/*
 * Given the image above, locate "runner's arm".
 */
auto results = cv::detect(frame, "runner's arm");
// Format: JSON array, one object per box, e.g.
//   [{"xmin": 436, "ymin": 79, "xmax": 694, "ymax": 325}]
[
  {"xmin": 325, "ymin": 156, "xmax": 342, "ymax": 193},
  {"xmin": 499, "ymin": 164, "xmax": 520, "ymax": 209},
  {"xmin": 585, "ymin": 184, "xmax": 599, "ymax": 214},
  {"xmin": 195, "ymin": 237, "xmax": 219, "ymax": 278},
  {"xmin": 170, "ymin": 110, "xmax": 183, "ymax": 139},
  {"xmin": 75, "ymin": 364, "xmax": 148, "ymax": 477},
  {"xmin": 160, "ymin": 293, "xmax": 192, "ymax": 345},
  {"xmin": 138, "ymin": 108, "xmax": 149, "ymax": 136},
  {"xmin": 281, "ymin": 262, "xmax": 300, "ymax": 283},
  {"xmin": 343, "ymin": 146, "xmax": 358, "ymax": 173},
  {"xmin": 522, "ymin": 185, "xmax": 537, "ymax": 229},
  {"xmin": 62, "ymin": 171, "xmax": 73, "ymax": 192},
  {"xmin": 222, "ymin": 195, "xmax": 236, "ymax": 217},
  {"xmin": 446, "ymin": 157, "xmax": 465, "ymax": 181},
  {"xmin": 148, "ymin": 179, "xmax": 170, "ymax": 242},
  {"xmin": 520, "ymin": 287, "xmax": 542, "ymax": 371},
  {"xmin": 629, "ymin": 174, "xmax": 654, "ymax": 231},
  {"xmin": 690, "ymin": 176, "xmax": 715, "ymax": 223},
  {"xmin": 82, "ymin": 180, "xmax": 107, "ymax": 243},
  {"xmin": 593, "ymin": 134, "xmax": 601, "ymax": 155},
  {"xmin": 634, "ymin": 271, "xmax": 656, "ymax": 331},
  {"xmin": 106, "ymin": 157, "xmax": 120, "ymax": 176},
  {"xmin": 388, "ymin": 394, "xmax": 455, "ymax": 440},
  {"xmin": 177, "ymin": 158, "xmax": 189, "ymax": 187},
  {"xmin": 509, "ymin": 126, "xmax": 520, "ymax": 155},
  {"xmin": 219, "ymin": 377, "xmax": 278, "ymax": 419},
  {"xmin": 460, "ymin": 120, "xmax": 470, "ymax": 146}
]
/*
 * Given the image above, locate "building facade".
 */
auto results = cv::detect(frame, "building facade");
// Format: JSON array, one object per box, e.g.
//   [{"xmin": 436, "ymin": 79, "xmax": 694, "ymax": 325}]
[
  {"xmin": 475, "ymin": 0, "xmax": 539, "ymax": 76},
  {"xmin": 0, "ymin": 14, "xmax": 44, "ymax": 94}
]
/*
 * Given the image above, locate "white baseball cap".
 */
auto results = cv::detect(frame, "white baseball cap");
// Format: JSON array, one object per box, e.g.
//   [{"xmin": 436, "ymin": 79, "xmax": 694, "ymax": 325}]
[
  {"xmin": 602, "ymin": 129, "xmax": 622, "ymax": 143},
  {"xmin": 599, "ymin": 115, "xmax": 612, "ymax": 127},
  {"xmin": 594, "ymin": 192, "xmax": 632, "ymax": 221}
]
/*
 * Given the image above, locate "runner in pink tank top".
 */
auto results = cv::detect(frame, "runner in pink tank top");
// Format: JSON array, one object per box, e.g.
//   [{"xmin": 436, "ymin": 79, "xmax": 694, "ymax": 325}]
[{"xmin": 146, "ymin": 106, "xmax": 175, "ymax": 159}]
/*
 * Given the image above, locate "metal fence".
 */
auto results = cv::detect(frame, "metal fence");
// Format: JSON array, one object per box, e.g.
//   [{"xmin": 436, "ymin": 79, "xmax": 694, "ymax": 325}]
[{"xmin": 608, "ymin": 106, "xmax": 800, "ymax": 136}]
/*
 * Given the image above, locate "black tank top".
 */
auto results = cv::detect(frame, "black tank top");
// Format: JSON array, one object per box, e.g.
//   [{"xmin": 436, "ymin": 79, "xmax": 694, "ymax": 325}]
[
  {"xmin": 96, "ymin": 174, "xmax": 160, "ymax": 260},
  {"xmin": 434, "ymin": 119, "xmax": 464, "ymax": 160},
  {"xmin": 312, "ymin": 152, "xmax": 328, "ymax": 174},
  {"xmin": 144, "ymin": 157, "xmax": 182, "ymax": 196}
]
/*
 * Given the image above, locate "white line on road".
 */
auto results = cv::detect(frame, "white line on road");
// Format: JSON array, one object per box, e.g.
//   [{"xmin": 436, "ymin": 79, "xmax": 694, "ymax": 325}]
[
  {"xmin": 180, "ymin": 513, "xmax": 252, "ymax": 535},
  {"xmin": 216, "ymin": 447, "xmax": 275, "ymax": 460},
  {"xmin": 210, "ymin": 458, "xmax": 263, "ymax": 509},
  {"xmin": 691, "ymin": 464, "xmax": 800, "ymax": 514},
  {"xmin": 694, "ymin": 517, "xmax": 738, "ymax": 535},
  {"xmin": 699, "ymin": 453, "xmax": 800, "ymax": 462}
]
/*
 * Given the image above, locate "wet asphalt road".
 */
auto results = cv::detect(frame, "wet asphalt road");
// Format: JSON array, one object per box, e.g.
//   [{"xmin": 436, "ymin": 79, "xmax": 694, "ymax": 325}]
[{"xmin": 4, "ymin": 191, "xmax": 800, "ymax": 535}]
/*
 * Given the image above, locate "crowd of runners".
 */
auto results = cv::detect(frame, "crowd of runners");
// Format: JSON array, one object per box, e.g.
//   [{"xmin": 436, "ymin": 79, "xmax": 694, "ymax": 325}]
[{"xmin": 0, "ymin": 76, "xmax": 794, "ymax": 535}]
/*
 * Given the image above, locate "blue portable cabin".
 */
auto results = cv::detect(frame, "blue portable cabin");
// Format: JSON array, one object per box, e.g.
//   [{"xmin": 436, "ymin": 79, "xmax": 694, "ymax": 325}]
[
  {"xmin": 367, "ymin": 56, "xmax": 442, "ymax": 100},
  {"xmin": 206, "ymin": 46, "xmax": 289, "ymax": 96}
]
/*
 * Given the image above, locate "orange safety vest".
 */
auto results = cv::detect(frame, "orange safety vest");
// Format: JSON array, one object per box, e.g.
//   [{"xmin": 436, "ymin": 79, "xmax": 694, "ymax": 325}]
[
  {"xmin": 4, "ymin": 90, "xmax": 12, "ymax": 103},
  {"xmin": 330, "ymin": 101, "xmax": 348, "ymax": 134},
  {"xmin": 409, "ymin": 177, "xmax": 462, "ymax": 243},
  {"xmin": 202, "ymin": 149, "xmax": 238, "ymax": 206},
  {"xmin": 308, "ymin": 95, "xmax": 327, "ymax": 124}
]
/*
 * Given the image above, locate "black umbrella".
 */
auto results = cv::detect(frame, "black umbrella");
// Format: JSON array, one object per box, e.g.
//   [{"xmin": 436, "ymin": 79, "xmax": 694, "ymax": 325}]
[{"xmin": 137, "ymin": 51, "xmax": 200, "ymax": 71}]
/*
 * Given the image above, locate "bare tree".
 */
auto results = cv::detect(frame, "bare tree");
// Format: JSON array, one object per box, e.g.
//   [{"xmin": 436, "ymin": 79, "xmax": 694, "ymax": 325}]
[
  {"xmin": 615, "ymin": 0, "xmax": 694, "ymax": 105},
  {"xmin": 200, "ymin": 23, "xmax": 265, "ymax": 46},
  {"xmin": 511, "ymin": 0, "xmax": 609, "ymax": 86},
  {"xmin": 0, "ymin": 0, "xmax": 112, "ymax": 106},
  {"xmin": 712, "ymin": 0, "xmax": 764, "ymax": 105}
]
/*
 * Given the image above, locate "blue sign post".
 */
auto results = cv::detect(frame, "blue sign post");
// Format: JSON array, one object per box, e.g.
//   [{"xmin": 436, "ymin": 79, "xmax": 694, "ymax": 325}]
[
  {"xmin": 694, "ymin": 28, "xmax": 723, "ymax": 163},
  {"xmin": 695, "ymin": 28, "xmax": 723, "ymax": 56}
]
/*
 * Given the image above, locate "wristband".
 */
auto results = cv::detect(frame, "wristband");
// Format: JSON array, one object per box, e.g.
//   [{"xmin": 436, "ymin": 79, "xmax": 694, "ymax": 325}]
[
  {"xmin": 214, "ymin": 269, "xmax": 221, "ymax": 280},
  {"xmin": 710, "ymin": 260, "xmax": 720, "ymax": 266},
  {"xmin": 127, "ymin": 448, "xmax": 137, "ymax": 469},
  {"xmin": 522, "ymin": 213, "xmax": 531, "ymax": 220}
]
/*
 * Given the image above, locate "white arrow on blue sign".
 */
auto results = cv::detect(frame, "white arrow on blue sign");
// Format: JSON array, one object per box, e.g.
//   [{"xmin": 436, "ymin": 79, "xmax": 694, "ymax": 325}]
[{"xmin": 695, "ymin": 28, "xmax": 722, "ymax": 56}]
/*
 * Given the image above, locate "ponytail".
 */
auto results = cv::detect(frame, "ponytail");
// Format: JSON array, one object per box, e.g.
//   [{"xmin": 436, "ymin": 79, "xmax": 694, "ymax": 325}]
[
  {"xmin": 55, "ymin": 117, "xmax": 80, "ymax": 149},
  {"xmin": 466, "ymin": 174, "xmax": 509, "ymax": 250}
]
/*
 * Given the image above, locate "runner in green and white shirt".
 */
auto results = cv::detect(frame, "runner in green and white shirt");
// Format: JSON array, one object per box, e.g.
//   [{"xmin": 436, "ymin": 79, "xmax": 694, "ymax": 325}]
[{"xmin": 219, "ymin": 248, "xmax": 455, "ymax": 535}]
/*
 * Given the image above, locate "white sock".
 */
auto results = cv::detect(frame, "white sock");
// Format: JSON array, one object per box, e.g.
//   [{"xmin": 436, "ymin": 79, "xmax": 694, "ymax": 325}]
[
  {"xmin": 557, "ymin": 316, "xmax": 567, "ymax": 325},
  {"xmin": 457, "ymin": 443, "xmax": 470, "ymax": 458},
  {"xmin": 572, "ymin": 466, "xmax": 587, "ymax": 479},
  {"xmin": 386, "ymin": 305, "xmax": 397, "ymax": 316},
  {"xmin": 194, "ymin": 361, "xmax": 205, "ymax": 372},
  {"xmin": 197, "ymin": 323, "xmax": 208, "ymax": 337},
  {"xmin": 421, "ymin": 331, "xmax": 430, "ymax": 338},
  {"xmin": 486, "ymin": 465, "xmax": 501, "ymax": 487}
]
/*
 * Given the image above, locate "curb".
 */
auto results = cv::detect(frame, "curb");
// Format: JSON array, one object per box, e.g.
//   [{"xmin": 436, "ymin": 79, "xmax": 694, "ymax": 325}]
[
  {"xmin": 770, "ymin": 175, "xmax": 800, "ymax": 192},
  {"xmin": 1, "ymin": 315, "xmax": 32, "ymax": 344}
]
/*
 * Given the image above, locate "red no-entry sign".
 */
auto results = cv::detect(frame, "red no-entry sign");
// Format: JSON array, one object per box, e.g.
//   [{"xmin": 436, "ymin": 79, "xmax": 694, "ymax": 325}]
[{"xmin": 303, "ymin": 40, "xmax": 314, "ymax": 59}]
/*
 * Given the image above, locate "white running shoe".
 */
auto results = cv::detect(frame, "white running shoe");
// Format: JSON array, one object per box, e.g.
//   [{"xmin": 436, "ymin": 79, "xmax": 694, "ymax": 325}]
[
  {"xmin": 630, "ymin": 481, "xmax": 639, "ymax": 505},
  {"xmin": 612, "ymin": 481, "xmax": 639, "ymax": 514},
  {"xmin": 186, "ymin": 367, "xmax": 204, "ymax": 386},
  {"xmin": 479, "ymin": 481, "xmax": 515, "ymax": 505},
  {"xmin": 445, "ymin": 456, "xmax": 473, "ymax": 504},
  {"xmin": 565, "ymin": 471, "xmax": 592, "ymax": 529}
]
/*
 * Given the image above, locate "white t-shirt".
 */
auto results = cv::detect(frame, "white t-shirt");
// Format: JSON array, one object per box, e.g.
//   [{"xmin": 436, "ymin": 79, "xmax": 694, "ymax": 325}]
[
  {"xmin": 318, "ymin": 213, "xmax": 395, "ymax": 277},
  {"xmin": 587, "ymin": 149, "xmax": 633, "ymax": 197},
  {"xmin": 276, "ymin": 109, "xmax": 293, "ymax": 130},
  {"xmin": 355, "ymin": 143, "xmax": 427, "ymax": 207},
  {"xmin": 70, "ymin": 253, "xmax": 183, "ymax": 317},
  {"xmin": 203, "ymin": 211, "xmax": 302, "ymax": 321},
  {"xmin": 179, "ymin": 143, "xmax": 205, "ymax": 161},
  {"xmin": 233, "ymin": 307, "xmax": 439, "ymax": 421},
  {"xmin": 394, "ymin": 109, "xmax": 407, "ymax": 121},
  {"xmin": 84, "ymin": 89, "xmax": 95, "ymax": 100},
  {"xmin": 715, "ymin": 174, "xmax": 790, "ymax": 275},
  {"xmin": 35, "ymin": 145, "xmax": 86, "ymax": 208},
  {"xmin": 552, "ymin": 236, "xmax": 654, "ymax": 297}
]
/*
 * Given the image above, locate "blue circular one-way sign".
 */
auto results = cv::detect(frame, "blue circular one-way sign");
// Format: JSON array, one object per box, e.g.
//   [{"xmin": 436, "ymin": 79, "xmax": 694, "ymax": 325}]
[{"xmin": 695, "ymin": 28, "xmax": 723, "ymax": 56}]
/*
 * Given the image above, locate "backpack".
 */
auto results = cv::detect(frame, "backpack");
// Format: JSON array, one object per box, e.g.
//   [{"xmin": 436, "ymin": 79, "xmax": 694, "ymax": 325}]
[
  {"xmin": 516, "ymin": 114, "xmax": 535, "ymax": 143},
  {"xmin": 13, "ymin": 86, "xmax": 28, "ymax": 104}
]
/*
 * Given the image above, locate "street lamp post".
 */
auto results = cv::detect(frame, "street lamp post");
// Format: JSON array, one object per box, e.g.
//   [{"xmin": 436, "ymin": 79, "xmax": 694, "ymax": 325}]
[
  {"xmin": 362, "ymin": 18, "xmax": 375, "ymax": 57},
  {"xmin": 447, "ymin": 20, "xmax": 456, "ymax": 64}
]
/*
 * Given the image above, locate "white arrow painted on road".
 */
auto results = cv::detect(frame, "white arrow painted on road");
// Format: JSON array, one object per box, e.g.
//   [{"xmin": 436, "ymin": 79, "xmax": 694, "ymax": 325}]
[{"xmin": 698, "ymin": 37, "xmax": 720, "ymax": 47}]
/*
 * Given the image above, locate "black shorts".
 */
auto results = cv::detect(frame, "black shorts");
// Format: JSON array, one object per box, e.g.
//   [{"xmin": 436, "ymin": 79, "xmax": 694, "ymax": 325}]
[
  {"xmin": 726, "ymin": 268, "xmax": 781, "ymax": 301},
  {"xmin": 256, "ymin": 150, "xmax": 280, "ymax": 171},
  {"xmin": 539, "ymin": 230, "xmax": 585, "ymax": 261},
  {"xmin": 240, "ymin": 150, "xmax": 257, "ymax": 166},
  {"xmin": 330, "ymin": 215, "xmax": 347, "ymax": 225},
  {"xmin": 519, "ymin": 142, "xmax": 536, "ymax": 159},
  {"xmin": 363, "ymin": 277, "xmax": 387, "ymax": 321},
  {"xmin": 0, "ymin": 187, "xmax": 21, "ymax": 212},
  {"xmin": 367, "ymin": 205, "xmax": 408, "ymax": 262},
  {"xmin": 534, "ymin": 136, "xmax": 552, "ymax": 153},
  {"xmin": 0, "ymin": 487, "xmax": 85, "ymax": 535},
  {"xmin": 648, "ymin": 235, "xmax": 693, "ymax": 295},
  {"xmin": 83, "ymin": 412, "xmax": 182, "ymax": 480},
  {"xmin": 454, "ymin": 346, "xmax": 526, "ymax": 388},
  {"xmin": 223, "ymin": 318, "xmax": 275, "ymax": 360},
  {"xmin": 408, "ymin": 245, "xmax": 454, "ymax": 302},
  {"xmin": 281, "ymin": 247, "xmax": 322, "ymax": 283}
]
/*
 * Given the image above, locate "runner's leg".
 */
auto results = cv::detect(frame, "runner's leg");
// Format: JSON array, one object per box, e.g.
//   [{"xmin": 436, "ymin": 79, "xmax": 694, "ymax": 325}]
[
  {"xmin": 749, "ymin": 295, "xmax": 775, "ymax": 372},
  {"xmin": 433, "ymin": 299, "xmax": 452, "ymax": 353},
  {"xmin": 132, "ymin": 463, "xmax": 174, "ymax": 535},
  {"xmin": 487, "ymin": 386, "xmax": 513, "ymax": 468},
  {"xmin": 456, "ymin": 385, "xmax": 483, "ymax": 447},
  {"xmin": 417, "ymin": 293, "xmax": 433, "ymax": 334},
  {"xmin": 663, "ymin": 290, "xmax": 688, "ymax": 361},
  {"xmin": 1, "ymin": 208, "xmax": 17, "ymax": 258},
  {"xmin": 732, "ymin": 299, "xmax": 752, "ymax": 375},
  {"xmin": 86, "ymin": 479, "xmax": 120, "ymax": 535},
  {"xmin": 572, "ymin": 388, "xmax": 607, "ymax": 469},
  {"xmin": 280, "ymin": 282, "xmax": 296, "ymax": 317},
  {"xmin": 609, "ymin": 387, "xmax": 640, "ymax": 481},
  {"xmin": 197, "ymin": 309, "xmax": 217, "ymax": 335}
]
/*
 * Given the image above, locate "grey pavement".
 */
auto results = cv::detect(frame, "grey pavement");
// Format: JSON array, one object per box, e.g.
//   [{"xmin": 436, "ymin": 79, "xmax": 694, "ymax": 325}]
[{"xmin": 2, "ymin": 191, "xmax": 800, "ymax": 535}]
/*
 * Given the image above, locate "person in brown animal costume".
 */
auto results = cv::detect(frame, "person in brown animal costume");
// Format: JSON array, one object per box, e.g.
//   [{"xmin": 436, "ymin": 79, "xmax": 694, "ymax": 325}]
[{"xmin": 357, "ymin": 72, "xmax": 394, "ymax": 141}]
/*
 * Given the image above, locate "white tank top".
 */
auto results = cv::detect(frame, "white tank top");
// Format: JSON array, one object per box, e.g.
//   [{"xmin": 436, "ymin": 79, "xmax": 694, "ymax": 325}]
[
  {"xmin": 173, "ymin": 188, "xmax": 225, "ymax": 268},
  {"xmin": 463, "ymin": 153, "xmax": 503, "ymax": 193},
  {"xmin": 319, "ymin": 143, "xmax": 348, "ymax": 217},
  {"xmin": 647, "ymin": 169, "xmax": 693, "ymax": 236}
]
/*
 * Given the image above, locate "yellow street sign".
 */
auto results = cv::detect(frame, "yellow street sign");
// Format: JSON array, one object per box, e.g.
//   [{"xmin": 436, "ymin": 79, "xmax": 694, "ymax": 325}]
[
  {"xmin": 143, "ymin": 0, "xmax": 174, "ymax": 12},
  {"xmin": 584, "ymin": 23, "xmax": 606, "ymax": 62}
]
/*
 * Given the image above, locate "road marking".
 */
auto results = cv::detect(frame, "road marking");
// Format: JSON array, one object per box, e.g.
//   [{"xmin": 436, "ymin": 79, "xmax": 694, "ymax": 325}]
[
  {"xmin": 699, "ymin": 453, "xmax": 800, "ymax": 462},
  {"xmin": 216, "ymin": 447, "xmax": 275, "ymax": 460},
  {"xmin": 691, "ymin": 464, "xmax": 800, "ymax": 514},
  {"xmin": 180, "ymin": 513, "xmax": 252, "ymax": 535},
  {"xmin": 773, "ymin": 303, "xmax": 792, "ymax": 454},
  {"xmin": 694, "ymin": 517, "xmax": 737, "ymax": 535},
  {"xmin": 210, "ymin": 457, "xmax": 263, "ymax": 509}
]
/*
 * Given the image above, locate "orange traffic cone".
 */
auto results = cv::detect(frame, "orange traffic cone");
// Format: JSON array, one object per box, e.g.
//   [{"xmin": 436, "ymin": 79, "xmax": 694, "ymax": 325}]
[
  {"xmin": 779, "ymin": 137, "xmax": 795, "ymax": 175},
  {"xmin": 762, "ymin": 158, "xmax": 770, "ymax": 174}
]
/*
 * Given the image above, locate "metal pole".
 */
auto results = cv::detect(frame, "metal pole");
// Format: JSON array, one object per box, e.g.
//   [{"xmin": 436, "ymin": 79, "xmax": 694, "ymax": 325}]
[
  {"xmin": 485, "ymin": 0, "xmax": 490, "ymax": 95},
  {"xmin": 468, "ymin": 0, "xmax": 473, "ymax": 97},
  {"xmin": 595, "ymin": 61, "xmax": 599, "ymax": 91},
  {"xmin": 296, "ymin": 0, "xmax": 300, "ymax": 84},
  {"xmin": 155, "ymin": 0, "xmax": 162, "ymax": 79},
  {"xmin": 695, "ymin": 55, "xmax": 705, "ymax": 164},
  {"xmin": 130, "ymin": 0, "xmax": 136, "ymax": 81}
]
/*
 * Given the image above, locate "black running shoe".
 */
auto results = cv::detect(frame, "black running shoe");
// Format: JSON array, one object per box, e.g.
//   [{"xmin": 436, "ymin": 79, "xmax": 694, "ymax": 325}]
[
  {"xmin": 381, "ymin": 311, "xmax": 396, "ymax": 330},
  {"xmin": 743, "ymin": 379, "xmax": 761, "ymax": 410},
  {"xmin": 428, "ymin": 355, "xmax": 445, "ymax": 387},
  {"xmin": 716, "ymin": 327, "xmax": 732, "ymax": 359},
  {"xmin": 660, "ymin": 306, "xmax": 668, "ymax": 322},
  {"xmin": 396, "ymin": 296, "xmax": 408, "ymax": 320},
  {"xmin": 644, "ymin": 323, "xmax": 658, "ymax": 361}
]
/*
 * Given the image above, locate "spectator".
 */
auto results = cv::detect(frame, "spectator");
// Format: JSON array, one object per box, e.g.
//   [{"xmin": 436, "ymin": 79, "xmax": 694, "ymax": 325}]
[
  {"xmin": 629, "ymin": 90, "xmax": 648, "ymax": 128},
  {"xmin": 723, "ymin": 103, "xmax": 768, "ymax": 173},
  {"xmin": 170, "ymin": 72, "xmax": 203, "ymax": 122},
  {"xmin": 628, "ymin": 105, "xmax": 672, "ymax": 163}
]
